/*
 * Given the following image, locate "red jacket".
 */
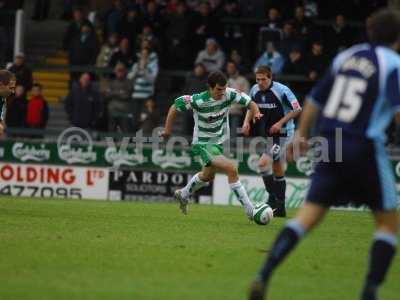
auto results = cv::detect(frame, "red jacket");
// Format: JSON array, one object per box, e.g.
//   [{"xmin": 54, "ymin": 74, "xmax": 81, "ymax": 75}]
[{"xmin": 26, "ymin": 96, "xmax": 49, "ymax": 128}]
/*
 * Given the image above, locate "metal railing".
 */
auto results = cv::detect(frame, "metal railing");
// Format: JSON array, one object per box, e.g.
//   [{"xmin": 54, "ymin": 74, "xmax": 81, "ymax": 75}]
[{"xmin": 13, "ymin": 9, "xmax": 24, "ymax": 57}]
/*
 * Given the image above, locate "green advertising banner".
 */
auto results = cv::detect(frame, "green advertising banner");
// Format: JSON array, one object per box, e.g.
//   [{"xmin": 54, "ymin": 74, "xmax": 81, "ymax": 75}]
[{"xmin": 0, "ymin": 140, "xmax": 399, "ymax": 181}]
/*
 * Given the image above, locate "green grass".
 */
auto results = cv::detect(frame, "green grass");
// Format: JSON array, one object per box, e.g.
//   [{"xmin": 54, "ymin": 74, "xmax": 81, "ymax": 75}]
[{"xmin": 0, "ymin": 198, "xmax": 399, "ymax": 300}]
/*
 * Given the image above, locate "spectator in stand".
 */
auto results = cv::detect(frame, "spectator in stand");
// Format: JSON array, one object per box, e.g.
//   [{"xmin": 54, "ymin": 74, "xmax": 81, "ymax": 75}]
[
  {"xmin": 258, "ymin": 7, "xmax": 283, "ymax": 53},
  {"xmin": 96, "ymin": 33, "xmax": 119, "ymax": 68},
  {"xmin": 62, "ymin": 7, "xmax": 88, "ymax": 50},
  {"xmin": 229, "ymin": 48, "xmax": 249, "ymax": 74},
  {"xmin": 65, "ymin": 73, "xmax": 102, "ymax": 129},
  {"xmin": 189, "ymin": 1, "xmax": 220, "ymax": 60},
  {"xmin": 238, "ymin": 0, "xmax": 265, "ymax": 19},
  {"xmin": 166, "ymin": 0, "xmax": 181, "ymax": 14},
  {"xmin": 195, "ymin": 38, "xmax": 225, "ymax": 73},
  {"xmin": 138, "ymin": 98, "xmax": 160, "ymax": 136},
  {"xmin": 165, "ymin": 0, "xmax": 193, "ymax": 69},
  {"xmin": 104, "ymin": 63, "xmax": 133, "ymax": 132},
  {"xmin": 121, "ymin": 8, "xmax": 144, "ymax": 49},
  {"xmin": 226, "ymin": 60, "xmax": 249, "ymax": 137},
  {"xmin": 143, "ymin": 0, "xmax": 165, "ymax": 38},
  {"xmin": 109, "ymin": 37, "xmax": 135, "ymax": 69},
  {"xmin": 127, "ymin": 47, "xmax": 159, "ymax": 130},
  {"xmin": 103, "ymin": 0, "xmax": 125, "ymax": 36},
  {"xmin": 303, "ymin": 0, "xmax": 319, "ymax": 18},
  {"xmin": 6, "ymin": 85, "xmax": 26, "ymax": 133},
  {"xmin": 293, "ymin": 5, "xmax": 315, "ymax": 42},
  {"xmin": 279, "ymin": 20, "xmax": 304, "ymax": 59},
  {"xmin": 325, "ymin": 14, "xmax": 354, "ymax": 56},
  {"xmin": 226, "ymin": 60, "xmax": 249, "ymax": 94},
  {"xmin": 126, "ymin": 0, "xmax": 146, "ymax": 15},
  {"xmin": 282, "ymin": 46, "xmax": 306, "ymax": 75},
  {"xmin": 218, "ymin": 0, "xmax": 243, "ymax": 53},
  {"xmin": 186, "ymin": 0, "xmax": 200, "ymax": 11},
  {"xmin": 26, "ymin": 83, "xmax": 49, "ymax": 135},
  {"xmin": 254, "ymin": 41, "xmax": 284, "ymax": 75},
  {"xmin": 306, "ymin": 40, "xmax": 329, "ymax": 81},
  {"xmin": 7, "ymin": 53, "xmax": 33, "ymax": 92},
  {"xmin": 92, "ymin": 13, "xmax": 105, "ymax": 45},
  {"xmin": 135, "ymin": 38, "xmax": 159, "ymax": 75},
  {"xmin": 183, "ymin": 63, "xmax": 208, "ymax": 94},
  {"xmin": 181, "ymin": 63, "xmax": 208, "ymax": 136},
  {"xmin": 136, "ymin": 24, "xmax": 160, "ymax": 54},
  {"xmin": 0, "ymin": 25, "xmax": 8, "ymax": 63},
  {"xmin": 68, "ymin": 22, "xmax": 98, "ymax": 81}
]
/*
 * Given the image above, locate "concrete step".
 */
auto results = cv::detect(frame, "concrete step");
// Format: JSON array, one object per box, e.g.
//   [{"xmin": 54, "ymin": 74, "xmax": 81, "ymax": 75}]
[
  {"xmin": 33, "ymin": 71, "xmax": 70, "ymax": 81},
  {"xmin": 43, "ymin": 95, "xmax": 61, "ymax": 103},
  {"xmin": 48, "ymin": 111, "xmax": 67, "ymax": 119},
  {"xmin": 47, "ymin": 119, "xmax": 70, "ymax": 127},
  {"xmin": 28, "ymin": 89, "xmax": 68, "ymax": 99},
  {"xmin": 49, "ymin": 104, "xmax": 67, "ymax": 112},
  {"xmin": 47, "ymin": 124, "xmax": 70, "ymax": 132},
  {"xmin": 44, "ymin": 89, "xmax": 68, "ymax": 98},
  {"xmin": 37, "ymin": 81, "xmax": 68, "ymax": 89},
  {"xmin": 46, "ymin": 57, "xmax": 68, "ymax": 65},
  {"xmin": 54, "ymin": 50, "xmax": 68, "ymax": 58},
  {"xmin": 25, "ymin": 48, "xmax": 58, "ymax": 56}
]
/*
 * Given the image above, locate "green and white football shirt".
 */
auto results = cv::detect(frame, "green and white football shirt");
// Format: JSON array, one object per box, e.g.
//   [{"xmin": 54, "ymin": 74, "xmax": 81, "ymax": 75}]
[{"xmin": 174, "ymin": 87, "xmax": 251, "ymax": 144}]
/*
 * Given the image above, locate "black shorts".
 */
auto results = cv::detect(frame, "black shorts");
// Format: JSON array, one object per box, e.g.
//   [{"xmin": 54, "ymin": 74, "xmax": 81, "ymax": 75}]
[
  {"xmin": 306, "ymin": 139, "xmax": 397, "ymax": 211},
  {"xmin": 264, "ymin": 135, "xmax": 292, "ymax": 162}
]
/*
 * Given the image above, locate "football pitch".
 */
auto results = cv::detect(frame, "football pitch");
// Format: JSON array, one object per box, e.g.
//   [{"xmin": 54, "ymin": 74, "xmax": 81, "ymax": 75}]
[{"xmin": 0, "ymin": 198, "xmax": 399, "ymax": 300}]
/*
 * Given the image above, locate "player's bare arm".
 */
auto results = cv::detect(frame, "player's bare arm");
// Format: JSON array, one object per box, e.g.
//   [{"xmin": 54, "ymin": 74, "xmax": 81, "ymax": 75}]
[
  {"xmin": 288, "ymin": 100, "xmax": 320, "ymax": 160},
  {"xmin": 269, "ymin": 108, "xmax": 302, "ymax": 135},
  {"xmin": 160, "ymin": 104, "xmax": 177, "ymax": 139},
  {"xmin": 241, "ymin": 102, "xmax": 262, "ymax": 136}
]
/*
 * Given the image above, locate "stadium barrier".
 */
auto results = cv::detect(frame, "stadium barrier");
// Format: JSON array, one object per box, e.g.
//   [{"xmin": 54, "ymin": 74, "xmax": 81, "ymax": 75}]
[{"xmin": 0, "ymin": 139, "xmax": 399, "ymax": 209}]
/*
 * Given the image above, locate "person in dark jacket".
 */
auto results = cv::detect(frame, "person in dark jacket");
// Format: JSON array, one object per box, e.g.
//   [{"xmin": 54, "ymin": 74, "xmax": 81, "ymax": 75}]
[
  {"xmin": 63, "ymin": 7, "xmax": 88, "ymax": 50},
  {"xmin": 7, "ymin": 53, "xmax": 33, "ymax": 92},
  {"xmin": 65, "ymin": 73, "xmax": 102, "ymax": 129},
  {"xmin": 138, "ymin": 98, "xmax": 159, "ymax": 136},
  {"xmin": 6, "ymin": 84, "xmax": 27, "ymax": 132},
  {"xmin": 183, "ymin": 63, "xmax": 208, "ymax": 94},
  {"xmin": 182, "ymin": 63, "xmax": 207, "ymax": 135},
  {"xmin": 68, "ymin": 22, "xmax": 98, "ymax": 81},
  {"xmin": 305, "ymin": 40, "xmax": 329, "ymax": 81},
  {"xmin": 109, "ymin": 37, "xmax": 135, "ymax": 69},
  {"xmin": 282, "ymin": 46, "xmax": 306, "ymax": 75}
]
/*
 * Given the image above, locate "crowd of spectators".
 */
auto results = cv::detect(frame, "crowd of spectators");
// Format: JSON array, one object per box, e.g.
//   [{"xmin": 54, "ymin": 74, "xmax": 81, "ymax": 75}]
[
  {"xmin": 3, "ymin": 0, "xmax": 392, "ymax": 139},
  {"xmin": 57, "ymin": 0, "xmax": 385, "ymax": 135},
  {"xmin": 4, "ymin": 52, "xmax": 49, "ymax": 137}
]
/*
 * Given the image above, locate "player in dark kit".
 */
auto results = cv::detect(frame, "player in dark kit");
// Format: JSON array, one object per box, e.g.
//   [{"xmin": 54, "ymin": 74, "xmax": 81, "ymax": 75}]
[
  {"xmin": 0, "ymin": 70, "xmax": 16, "ymax": 135},
  {"xmin": 249, "ymin": 9, "xmax": 399, "ymax": 300},
  {"xmin": 242, "ymin": 66, "xmax": 301, "ymax": 217}
]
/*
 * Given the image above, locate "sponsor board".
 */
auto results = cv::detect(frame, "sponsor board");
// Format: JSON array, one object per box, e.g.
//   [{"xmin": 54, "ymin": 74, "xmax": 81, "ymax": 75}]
[
  {"xmin": 1, "ymin": 138, "xmax": 400, "ymax": 179},
  {"xmin": 213, "ymin": 174, "xmax": 309, "ymax": 208},
  {"xmin": 57, "ymin": 127, "xmax": 97, "ymax": 164},
  {"xmin": 109, "ymin": 169, "xmax": 212, "ymax": 201},
  {"xmin": 213, "ymin": 175, "xmax": 400, "ymax": 210},
  {"xmin": 0, "ymin": 163, "xmax": 109, "ymax": 199},
  {"xmin": 12, "ymin": 142, "xmax": 51, "ymax": 162}
]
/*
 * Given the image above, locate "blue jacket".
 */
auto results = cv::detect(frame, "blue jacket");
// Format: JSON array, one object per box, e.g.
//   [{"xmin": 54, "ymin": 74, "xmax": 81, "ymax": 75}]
[{"xmin": 254, "ymin": 51, "xmax": 285, "ymax": 74}]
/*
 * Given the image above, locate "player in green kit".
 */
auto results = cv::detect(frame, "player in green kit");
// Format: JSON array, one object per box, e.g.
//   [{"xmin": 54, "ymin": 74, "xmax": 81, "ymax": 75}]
[{"xmin": 160, "ymin": 71, "xmax": 263, "ymax": 220}]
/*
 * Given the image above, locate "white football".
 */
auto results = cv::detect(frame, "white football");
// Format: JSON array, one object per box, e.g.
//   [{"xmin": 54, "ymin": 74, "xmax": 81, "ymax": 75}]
[{"xmin": 253, "ymin": 204, "xmax": 274, "ymax": 225}]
